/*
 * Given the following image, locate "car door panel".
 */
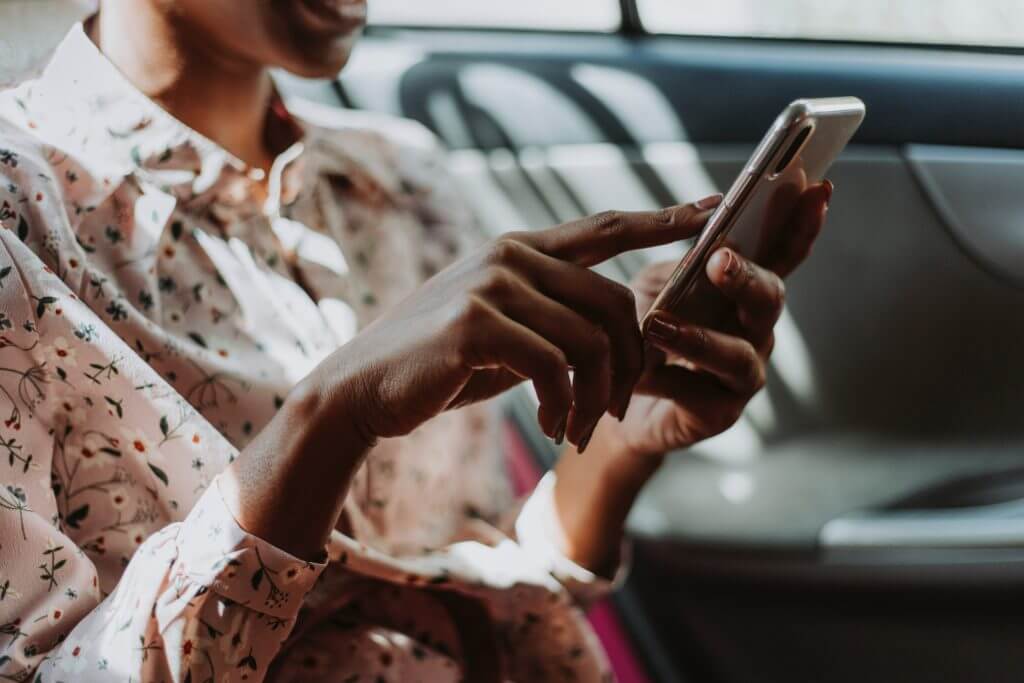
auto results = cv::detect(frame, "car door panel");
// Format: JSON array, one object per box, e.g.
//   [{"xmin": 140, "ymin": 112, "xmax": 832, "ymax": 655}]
[{"xmin": 907, "ymin": 145, "xmax": 1024, "ymax": 287}]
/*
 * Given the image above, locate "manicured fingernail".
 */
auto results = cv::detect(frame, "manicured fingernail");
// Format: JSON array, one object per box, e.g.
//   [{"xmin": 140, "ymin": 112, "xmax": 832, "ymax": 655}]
[
  {"xmin": 553, "ymin": 415, "xmax": 567, "ymax": 445},
  {"xmin": 577, "ymin": 421, "xmax": 598, "ymax": 454},
  {"xmin": 823, "ymin": 179, "xmax": 834, "ymax": 207},
  {"xmin": 617, "ymin": 394, "xmax": 632, "ymax": 422},
  {"xmin": 646, "ymin": 314, "xmax": 678, "ymax": 344},
  {"xmin": 720, "ymin": 249, "xmax": 740, "ymax": 279},
  {"xmin": 695, "ymin": 193, "xmax": 724, "ymax": 210}
]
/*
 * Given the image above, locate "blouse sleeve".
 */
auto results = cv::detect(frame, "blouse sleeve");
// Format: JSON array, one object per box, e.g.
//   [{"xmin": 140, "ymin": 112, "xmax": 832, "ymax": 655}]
[{"xmin": 0, "ymin": 136, "xmax": 325, "ymax": 682}]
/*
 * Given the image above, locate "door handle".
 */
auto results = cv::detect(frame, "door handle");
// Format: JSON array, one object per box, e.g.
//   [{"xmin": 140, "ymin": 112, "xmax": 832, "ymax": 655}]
[{"xmin": 820, "ymin": 499, "xmax": 1024, "ymax": 549}]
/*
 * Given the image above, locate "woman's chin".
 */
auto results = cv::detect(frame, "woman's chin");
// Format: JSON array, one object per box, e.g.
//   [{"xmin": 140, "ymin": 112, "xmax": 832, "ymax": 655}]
[{"xmin": 279, "ymin": 35, "xmax": 358, "ymax": 79}]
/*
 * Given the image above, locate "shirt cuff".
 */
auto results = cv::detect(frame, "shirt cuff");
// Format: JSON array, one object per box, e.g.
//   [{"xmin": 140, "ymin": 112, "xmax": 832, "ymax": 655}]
[
  {"xmin": 514, "ymin": 471, "xmax": 630, "ymax": 606},
  {"xmin": 174, "ymin": 475, "xmax": 328, "ymax": 620}
]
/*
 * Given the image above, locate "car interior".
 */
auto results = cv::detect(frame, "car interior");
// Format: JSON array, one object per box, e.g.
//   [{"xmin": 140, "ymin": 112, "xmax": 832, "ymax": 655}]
[{"xmin": 277, "ymin": 2, "xmax": 1024, "ymax": 680}]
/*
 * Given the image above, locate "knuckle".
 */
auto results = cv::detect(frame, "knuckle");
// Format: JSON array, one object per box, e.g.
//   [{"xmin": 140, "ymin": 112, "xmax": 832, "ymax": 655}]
[
  {"xmin": 593, "ymin": 329, "xmax": 612, "ymax": 357},
  {"xmin": 477, "ymin": 266, "xmax": 517, "ymax": 298},
  {"xmin": 502, "ymin": 230, "xmax": 530, "ymax": 244},
  {"xmin": 741, "ymin": 350, "xmax": 766, "ymax": 393},
  {"xmin": 652, "ymin": 206, "xmax": 677, "ymax": 227},
  {"xmin": 689, "ymin": 326, "xmax": 712, "ymax": 357},
  {"xmin": 612, "ymin": 281, "xmax": 637, "ymax": 313},
  {"xmin": 452, "ymin": 294, "xmax": 491, "ymax": 328},
  {"xmin": 484, "ymin": 237, "xmax": 522, "ymax": 265},
  {"xmin": 592, "ymin": 210, "xmax": 626, "ymax": 237},
  {"xmin": 714, "ymin": 402, "xmax": 746, "ymax": 434},
  {"xmin": 583, "ymin": 327, "xmax": 612, "ymax": 361},
  {"xmin": 546, "ymin": 346, "xmax": 569, "ymax": 373},
  {"xmin": 681, "ymin": 202, "xmax": 703, "ymax": 223}
]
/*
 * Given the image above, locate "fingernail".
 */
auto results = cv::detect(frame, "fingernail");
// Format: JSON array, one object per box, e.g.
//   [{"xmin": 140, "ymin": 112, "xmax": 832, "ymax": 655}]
[
  {"xmin": 577, "ymin": 421, "xmax": 598, "ymax": 454},
  {"xmin": 720, "ymin": 249, "xmax": 740, "ymax": 279},
  {"xmin": 553, "ymin": 414, "xmax": 567, "ymax": 445},
  {"xmin": 695, "ymin": 193, "xmax": 724, "ymax": 210},
  {"xmin": 823, "ymin": 179, "xmax": 834, "ymax": 207},
  {"xmin": 618, "ymin": 394, "xmax": 632, "ymax": 422},
  {"xmin": 646, "ymin": 314, "xmax": 678, "ymax": 345}
]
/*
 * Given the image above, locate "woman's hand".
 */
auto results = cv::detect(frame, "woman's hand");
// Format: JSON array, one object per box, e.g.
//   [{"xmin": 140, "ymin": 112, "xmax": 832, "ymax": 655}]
[
  {"xmin": 229, "ymin": 197, "xmax": 726, "ymax": 558},
  {"xmin": 305, "ymin": 197, "xmax": 725, "ymax": 451},
  {"xmin": 551, "ymin": 181, "xmax": 832, "ymax": 573},
  {"xmin": 607, "ymin": 180, "xmax": 833, "ymax": 458}
]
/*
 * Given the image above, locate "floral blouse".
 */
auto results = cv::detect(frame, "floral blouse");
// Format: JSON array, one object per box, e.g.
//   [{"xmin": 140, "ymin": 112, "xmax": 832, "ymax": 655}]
[{"xmin": 0, "ymin": 26, "xmax": 618, "ymax": 682}]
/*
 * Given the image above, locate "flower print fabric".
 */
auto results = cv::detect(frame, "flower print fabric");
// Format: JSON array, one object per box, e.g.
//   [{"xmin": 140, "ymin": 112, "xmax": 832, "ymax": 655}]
[{"xmin": 0, "ymin": 25, "xmax": 621, "ymax": 682}]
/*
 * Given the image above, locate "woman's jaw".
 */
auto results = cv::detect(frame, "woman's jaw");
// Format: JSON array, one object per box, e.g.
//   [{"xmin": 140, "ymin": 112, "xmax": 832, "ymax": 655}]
[{"xmin": 275, "ymin": 0, "xmax": 368, "ymax": 77}]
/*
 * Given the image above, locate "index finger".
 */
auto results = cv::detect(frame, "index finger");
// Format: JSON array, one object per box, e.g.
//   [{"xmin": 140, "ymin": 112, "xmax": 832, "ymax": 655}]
[{"xmin": 522, "ymin": 194, "xmax": 724, "ymax": 267}]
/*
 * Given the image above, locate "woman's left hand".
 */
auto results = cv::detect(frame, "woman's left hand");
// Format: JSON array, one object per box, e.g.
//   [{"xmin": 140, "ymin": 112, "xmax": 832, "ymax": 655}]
[{"xmin": 605, "ymin": 180, "xmax": 833, "ymax": 458}]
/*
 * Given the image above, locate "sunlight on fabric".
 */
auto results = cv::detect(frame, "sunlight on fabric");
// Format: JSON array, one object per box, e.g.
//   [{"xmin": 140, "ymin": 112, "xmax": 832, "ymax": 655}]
[
  {"xmin": 640, "ymin": 142, "xmax": 720, "ymax": 264},
  {"xmin": 546, "ymin": 144, "xmax": 658, "ymax": 213},
  {"xmin": 488, "ymin": 148, "xmax": 563, "ymax": 230},
  {"xmin": 459, "ymin": 64, "xmax": 604, "ymax": 148},
  {"xmin": 447, "ymin": 539, "xmax": 562, "ymax": 591},
  {"xmin": 519, "ymin": 147, "xmax": 589, "ymax": 224},
  {"xmin": 446, "ymin": 149, "xmax": 529, "ymax": 235},
  {"xmin": 571, "ymin": 64, "xmax": 688, "ymax": 145},
  {"xmin": 426, "ymin": 90, "xmax": 476, "ymax": 149},
  {"xmin": 642, "ymin": 143, "xmax": 719, "ymax": 202}
]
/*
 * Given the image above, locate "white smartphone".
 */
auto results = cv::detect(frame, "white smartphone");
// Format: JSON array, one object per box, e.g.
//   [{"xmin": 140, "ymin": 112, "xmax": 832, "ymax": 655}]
[{"xmin": 642, "ymin": 97, "xmax": 865, "ymax": 334}]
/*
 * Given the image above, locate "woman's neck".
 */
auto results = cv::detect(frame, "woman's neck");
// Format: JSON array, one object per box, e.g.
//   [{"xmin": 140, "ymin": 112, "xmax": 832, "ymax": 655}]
[{"xmin": 90, "ymin": 4, "xmax": 275, "ymax": 171}]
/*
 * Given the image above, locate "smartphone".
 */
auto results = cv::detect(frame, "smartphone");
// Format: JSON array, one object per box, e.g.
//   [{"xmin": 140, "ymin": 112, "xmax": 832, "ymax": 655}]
[{"xmin": 642, "ymin": 97, "xmax": 865, "ymax": 334}]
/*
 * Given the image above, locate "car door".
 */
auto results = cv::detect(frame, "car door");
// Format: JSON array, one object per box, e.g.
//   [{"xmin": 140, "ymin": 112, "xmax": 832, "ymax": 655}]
[{"xmin": 277, "ymin": 2, "xmax": 1024, "ymax": 680}]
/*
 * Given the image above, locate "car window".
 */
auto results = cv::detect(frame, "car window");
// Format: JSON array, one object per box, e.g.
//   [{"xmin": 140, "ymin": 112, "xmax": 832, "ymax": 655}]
[
  {"xmin": 368, "ymin": 0, "xmax": 621, "ymax": 32},
  {"xmin": 636, "ymin": 0, "xmax": 1024, "ymax": 48}
]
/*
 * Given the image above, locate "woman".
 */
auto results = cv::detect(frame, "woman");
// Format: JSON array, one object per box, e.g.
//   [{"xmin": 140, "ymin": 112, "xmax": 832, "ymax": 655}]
[{"xmin": 0, "ymin": 1, "xmax": 831, "ymax": 681}]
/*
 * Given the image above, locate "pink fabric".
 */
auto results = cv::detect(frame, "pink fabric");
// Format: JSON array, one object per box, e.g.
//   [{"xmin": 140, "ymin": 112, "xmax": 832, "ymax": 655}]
[{"xmin": 503, "ymin": 422, "xmax": 652, "ymax": 683}]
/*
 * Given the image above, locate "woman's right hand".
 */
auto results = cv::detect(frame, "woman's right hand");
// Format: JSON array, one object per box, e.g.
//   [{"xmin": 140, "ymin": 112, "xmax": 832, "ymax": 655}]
[
  {"xmin": 306, "ymin": 196, "xmax": 724, "ymax": 451},
  {"xmin": 228, "ymin": 197, "xmax": 720, "ymax": 558}
]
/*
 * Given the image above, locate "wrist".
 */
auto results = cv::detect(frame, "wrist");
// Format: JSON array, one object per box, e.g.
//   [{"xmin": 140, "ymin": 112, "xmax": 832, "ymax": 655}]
[
  {"xmin": 589, "ymin": 416, "xmax": 667, "ymax": 479},
  {"xmin": 288, "ymin": 372, "xmax": 378, "ymax": 455},
  {"xmin": 225, "ymin": 375, "xmax": 375, "ymax": 559},
  {"xmin": 552, "ymin": 416, "xmax": 664, "ymax": 572}
]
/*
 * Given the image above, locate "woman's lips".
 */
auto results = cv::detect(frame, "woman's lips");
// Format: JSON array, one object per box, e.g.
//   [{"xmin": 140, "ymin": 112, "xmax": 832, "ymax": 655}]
[{"xmin": 293, "ymin": 0, "xmax": 367, "ymax": 35}]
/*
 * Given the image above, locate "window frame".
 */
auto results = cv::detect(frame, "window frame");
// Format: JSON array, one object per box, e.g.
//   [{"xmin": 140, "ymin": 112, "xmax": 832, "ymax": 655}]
[
  {"xmin": 364, "ymin": 0, "xmax": 1024, "ymax": 56},
  {"xmin": 629, "ymin": 0, "xmax": 1024, "ymax": 55},
  {"xmin": 364, "ymin": 0, "xmax": 628, "ymax": 35}
]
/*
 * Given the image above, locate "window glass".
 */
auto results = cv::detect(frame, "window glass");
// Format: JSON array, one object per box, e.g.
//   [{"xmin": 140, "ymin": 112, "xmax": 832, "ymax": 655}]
[
  {"xmin": 637, "ymin": 0, "xmax": 1024, "ymax": 48},
  {"xmin": 368, "ymin": 0, "xmax": 621, "ymax": 32}
]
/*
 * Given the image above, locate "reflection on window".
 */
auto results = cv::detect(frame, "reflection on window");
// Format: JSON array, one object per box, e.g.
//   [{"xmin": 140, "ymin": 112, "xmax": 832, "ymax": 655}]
[
  {"xmin": 637, "ymin": 0, "xmax": 1024, "ymax": 48},
  {"xmin": 368, "ymin": 0, "xmax": 620, "ymax": 32}
]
